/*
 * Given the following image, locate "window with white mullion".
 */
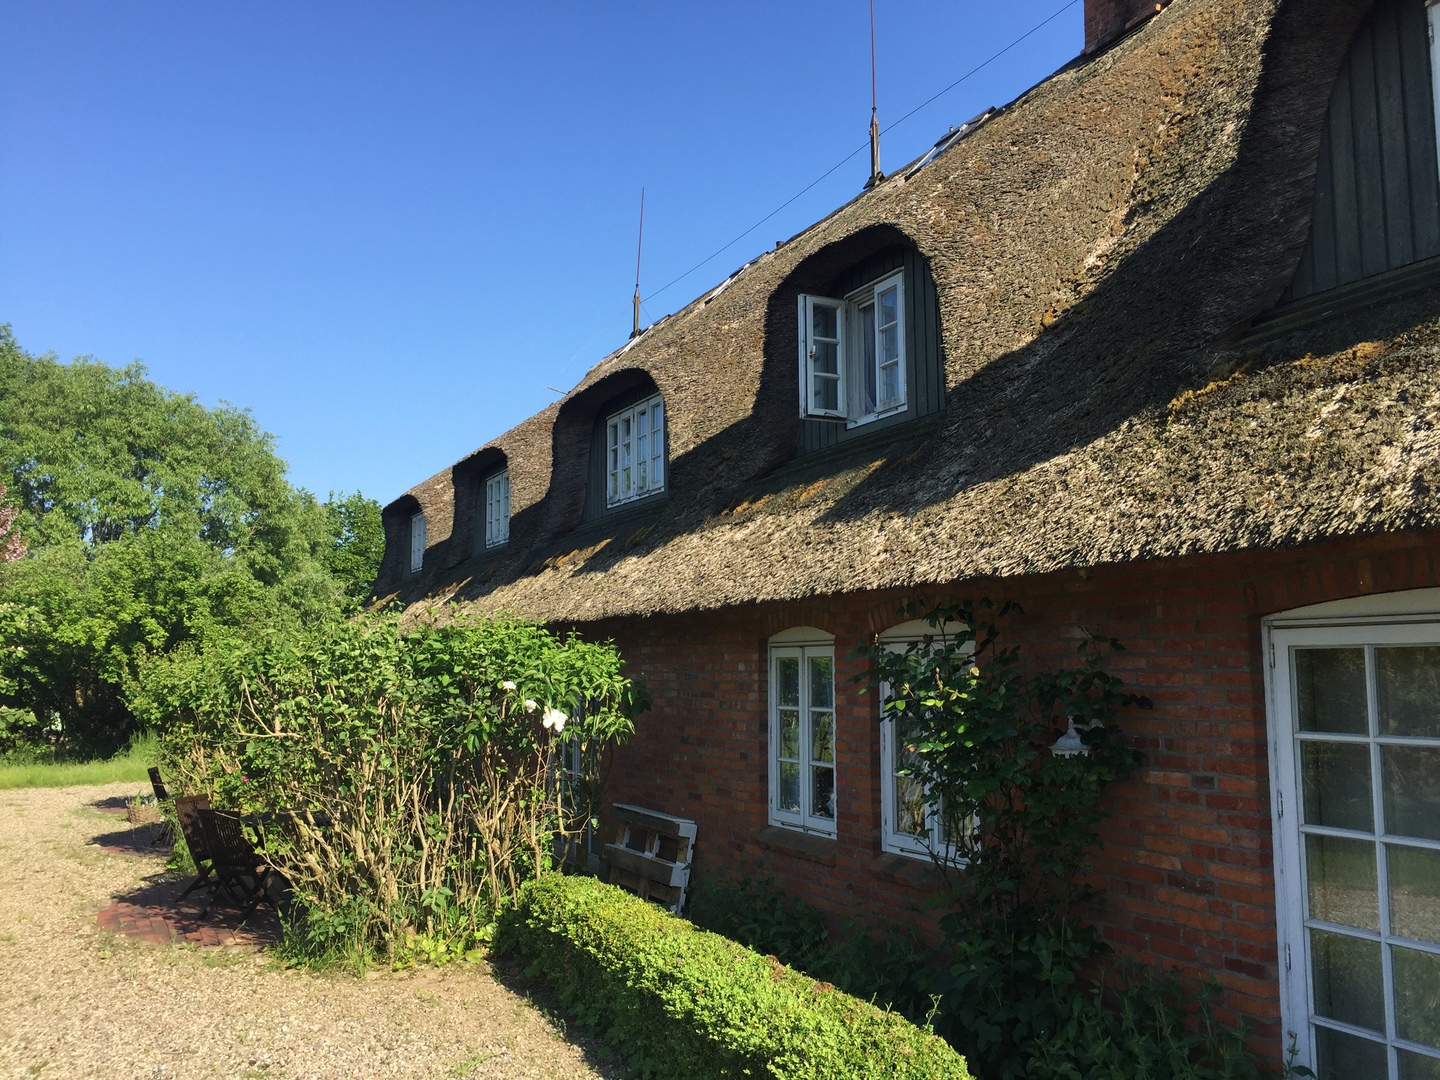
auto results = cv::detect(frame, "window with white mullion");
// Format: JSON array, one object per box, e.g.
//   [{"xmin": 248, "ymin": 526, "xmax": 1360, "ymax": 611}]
[
  {"xmin": 769, "ymin": 643, "xmax": 837, "ymax": 836},
  {"xmin": 605, "ymin": 394, "xmax": 666, "ymax": 508},
  {"xmin": 408, "ymin": 512, "xmax": 426, "ymax": 574},
  {"xmin": 1271, "ymin": 626, "xmax": 1440, "ymax": 1078},
  {"xmin": 799, "ymin": 271, "xmax": 906, "ymax": 425},
  {"xmin": 484, "ymin": 470, "xmax": 510, "ymax": 548},
  {"xmin": 799, "ymin": 296, "xmax": 846, "ymax": 419},
  {"xmin": 876, "ymin": 622, "xmax": 975, "ymax": 861}
]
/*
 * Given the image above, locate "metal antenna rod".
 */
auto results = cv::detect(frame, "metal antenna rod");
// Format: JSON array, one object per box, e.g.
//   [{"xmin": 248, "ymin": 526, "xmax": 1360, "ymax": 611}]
[
  {"xmin": 631, "ymin": 187, "xmax": 645, "ymax": 339},
  {"xmin": 867, "ymin": 0, "xmax": 883, "ymax": 189}
]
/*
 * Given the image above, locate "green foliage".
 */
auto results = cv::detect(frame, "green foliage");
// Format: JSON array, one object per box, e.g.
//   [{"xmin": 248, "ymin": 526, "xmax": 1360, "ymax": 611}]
[
  {"xmin": 0, "ymin": 326, "xmax": 345, "ymax": 756},
  {"xmin": 152, "ymin": 607, "xmax": 638, "ymax": 967},
  {"xmin": 496, "ymin": 873, "xmax": 971, "ymax": 1080},
  {"xmin": 322, "ymin": 490, "xmax": 384, "ymax": 602},
  {"xmin": 858, "ymin": 600, "xmax": 1156, "ymax": 1077},
  {"xmin": 687, "ymin": 871, "xmax": 932, "ymax": 1023},
  {"xmin": 0, "ymin": 732, "xmax": 154, "ymax": 789},
  {"xmin": 1025, "ymin": 967, "xmax": 1265, "ymax": 1080}
]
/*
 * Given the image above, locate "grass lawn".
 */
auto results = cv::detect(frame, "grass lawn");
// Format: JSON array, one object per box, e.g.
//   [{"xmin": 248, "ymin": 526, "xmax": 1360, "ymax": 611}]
[{"xmin": 0, "ymin": 737, "xmax": 154, "ymax": 789}]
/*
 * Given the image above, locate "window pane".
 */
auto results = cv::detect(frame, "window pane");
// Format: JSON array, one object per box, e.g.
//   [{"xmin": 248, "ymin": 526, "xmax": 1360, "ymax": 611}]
[
  {"xmin": 811, "ymin": 765, "xmax": 835, "ymax": 819},
  {"xmin": 878, "ymin": 284, "xmax": 899, "ymax": 330},
  {"xmin": 880, "ymin": 324, "xmax": 899, "ymax": 364},
  {"xmin": 813, "ymin": 372, "xmax": 839, "ymax": 413},
  {"xmin": 1394, "ymin": 943, "xmax": 1440, "ymax": 1049},
  {"xmin": 778, "ymin": 709, "xmax": 800, "ymax": 760},
  {"xmin": 1310, "ymin": 928, "xmax": 1385, "ymax": 1031},
  {"xmin": 1314, "ymin": 1026, "xmax": 1388, "ymax": 1076},
  {"xmin": 1400, "ymin": 1048, "xmax": 1440, "ymax": 1079},
  {"xmin": 880, "ymin": 361, "xmax": 901, "ymax": 405},
  {"xmin": 809, "ymin": 655, "xmax": 833, "ymax": 708},
  {"xmin": 778, "ymin": 762, "xmax": 800, "ymax": 812},
  {"xmin": 896, "ymin": 775, "xmax": 927, "ymax": 837},
  {"xmin": 1295, "ymin": 648, "xmax": 1369, "ymax": 734},
  {"xmin": 776, "ymin": 657, "xmax": 800, "ymax": 708},
  {"xmin": 1384, "ymin": 745, "xmax": 1440, "ymax": 841},
  {"xmin": 1391, "ymin": 844, "xmax": 1440, "ymax": 944},
  {"xmin": 811, "ymin": 711, "xmax": 833, "ymax": 764},
  {"xmin": 1380, "ymin": 646, "xmax": 1440, "ymax": 737},
  {"xmin": 811, "ymin": 340, "xmax": 839, "ymax": 377},
  {"xmin": 1301, "ymin": 741, "xmax": 1374, "ymax": 831},
  {"xmin": 1306, "ymin": 833, "xmax": 1380, "ymax": 931},
  {"xmin": 812, "ymin": 303, "xmax": 837, "ymax": 340}
]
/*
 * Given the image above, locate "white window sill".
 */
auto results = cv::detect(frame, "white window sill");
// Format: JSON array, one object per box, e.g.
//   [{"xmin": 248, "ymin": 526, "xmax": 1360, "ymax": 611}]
[{"xmin": 845, "ymin": 403, "xmax": 908, "ymax": 430}]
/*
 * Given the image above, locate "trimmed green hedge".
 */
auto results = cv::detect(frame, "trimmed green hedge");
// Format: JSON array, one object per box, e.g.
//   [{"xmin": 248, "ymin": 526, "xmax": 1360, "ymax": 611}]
[{"xmin": 496, "ymin": 873, "xmax": 971, "ymax": 1079}]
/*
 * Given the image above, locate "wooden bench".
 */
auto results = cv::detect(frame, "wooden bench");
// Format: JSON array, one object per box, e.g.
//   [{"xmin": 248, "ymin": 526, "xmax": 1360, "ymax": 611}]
[{"xmin": 603, "ymin": 803, "xmax": 697, "ymax": 913}]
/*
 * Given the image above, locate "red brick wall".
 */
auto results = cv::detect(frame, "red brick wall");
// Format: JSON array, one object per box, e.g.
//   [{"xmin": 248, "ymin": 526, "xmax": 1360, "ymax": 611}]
[{"xmin": 584, "ymin": 528, "xmax": 1440, "ymax": 1048}]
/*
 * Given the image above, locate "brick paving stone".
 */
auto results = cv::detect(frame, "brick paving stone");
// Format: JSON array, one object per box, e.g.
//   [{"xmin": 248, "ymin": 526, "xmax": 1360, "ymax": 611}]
[{"xmin": 96, "ymin": 875, "xmax": 283, "ymax": 951}]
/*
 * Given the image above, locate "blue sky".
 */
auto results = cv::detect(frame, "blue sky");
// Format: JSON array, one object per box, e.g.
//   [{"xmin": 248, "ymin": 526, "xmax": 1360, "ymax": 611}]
[{"xmin": 0, "ymin": 1, "xmax": 1082, "ymax": 505}]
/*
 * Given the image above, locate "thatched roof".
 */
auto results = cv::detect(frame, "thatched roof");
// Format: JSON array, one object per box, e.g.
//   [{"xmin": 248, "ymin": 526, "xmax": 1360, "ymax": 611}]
[{"xmin": 379, "ymin": 0, "xmax": 1440, "ymax": 624}]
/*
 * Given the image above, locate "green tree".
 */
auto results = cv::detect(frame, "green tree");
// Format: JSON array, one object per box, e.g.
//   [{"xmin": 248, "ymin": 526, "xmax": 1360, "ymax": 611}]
[
  {"xmin": 0, "ymin": 325, "xmax": 342, "ymax": 755},
  {"xmin": 322, "ymin": 490, "xmax": 383, "ymax": 602}
]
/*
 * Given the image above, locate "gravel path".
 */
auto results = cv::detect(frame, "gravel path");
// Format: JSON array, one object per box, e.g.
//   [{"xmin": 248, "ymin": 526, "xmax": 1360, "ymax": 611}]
[{"xmin": 0, "ymin": 783, "xmax": 621, "ymax": 1080}]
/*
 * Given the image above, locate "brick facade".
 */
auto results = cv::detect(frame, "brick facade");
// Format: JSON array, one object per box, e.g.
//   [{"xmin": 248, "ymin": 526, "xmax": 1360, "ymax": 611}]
[{"xmin": 586, "ymin": 527, "xmax": 1440, "ymax": 1043}]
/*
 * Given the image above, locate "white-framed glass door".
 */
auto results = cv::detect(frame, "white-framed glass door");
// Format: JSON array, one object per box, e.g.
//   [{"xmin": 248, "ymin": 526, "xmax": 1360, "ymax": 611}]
[{"xmin": 1270, "ymin": 621, "xmax": 1440, "ymax": 1078}]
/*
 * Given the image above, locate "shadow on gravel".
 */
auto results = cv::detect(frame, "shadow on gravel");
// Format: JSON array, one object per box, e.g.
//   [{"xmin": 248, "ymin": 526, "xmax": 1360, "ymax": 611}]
[{"xmin": 487, "ymin": 957, "xmax": 630, "ymax": 1080}]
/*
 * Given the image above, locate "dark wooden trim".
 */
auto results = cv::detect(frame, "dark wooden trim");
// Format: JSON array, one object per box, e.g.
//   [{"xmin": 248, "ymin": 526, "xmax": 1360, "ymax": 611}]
[{"xmin": 1234, "ymin": 252, "xmax": 1440, "ymax": 344}]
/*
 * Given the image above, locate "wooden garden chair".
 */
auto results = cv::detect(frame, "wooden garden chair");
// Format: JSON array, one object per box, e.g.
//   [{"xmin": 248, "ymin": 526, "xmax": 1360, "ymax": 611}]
[
  {"xmin": 196, "ymin": 807, "xmax": 275, "ymax": 925},
  {"xmin": 172, "ymin": 794, "xmax": 217, "ymax": 902}
]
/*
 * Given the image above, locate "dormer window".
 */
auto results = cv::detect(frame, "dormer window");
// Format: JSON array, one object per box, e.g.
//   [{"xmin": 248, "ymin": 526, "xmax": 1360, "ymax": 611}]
[
  {"xmin": 799, "ymin": 270, "xmax": 907, "ymax": 425},
  {"xmin": 484, "ymin": 469, "xmax": 510, "ymax": 548},
  {"xmin": 606, "ymin": 394, "xmax": 665, "ymax": 507},
  {"xmin": 1284, "ymin": 0, "xmax": 1440, "ymax": 302},
  {"xmin": 408, "ymin": 511, "xmax": 425, "ymax": 574}
]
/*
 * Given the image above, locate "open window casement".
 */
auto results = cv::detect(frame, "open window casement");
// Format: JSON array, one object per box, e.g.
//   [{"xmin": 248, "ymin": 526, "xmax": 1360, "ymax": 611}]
[
  {"xmin": 798, "ymin": 271, "xmax": 906, "ymax": 423},
  {"xmin": 799, "ymin": 294, "xmax": 847, "ymax": 419}
]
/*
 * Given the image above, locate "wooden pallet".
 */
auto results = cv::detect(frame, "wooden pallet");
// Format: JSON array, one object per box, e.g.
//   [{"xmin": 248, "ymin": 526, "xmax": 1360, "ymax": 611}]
[{"xmin": 603, "ymin": 803, "xmax": 697, "ymax": 913}]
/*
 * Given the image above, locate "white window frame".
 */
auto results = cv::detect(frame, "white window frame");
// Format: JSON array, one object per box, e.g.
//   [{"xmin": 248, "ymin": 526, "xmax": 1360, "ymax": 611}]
[
  {"xmin": 408, "ymin": 511, "xmax": 425, "ymax": 574},
  {"xmin": 1265, "ymin": 589, "xmax": 1440, "ymax": 1078},
  {"xmin": 768, "ymin": 627, "xmax": 838, "ymax": 837},
  {"xmin": 484, "ymin": 469, "xmax": 510, "ymax": 548},
  {"xmin": 605, "ymin": 394, "xmax": 665, "ymax": 508},
  {"xmin": 798, "ymin": 270, "xmax": 907, "ymax": 427},
  {"xmin": 879, "ymin": 620, "xmax": 968, "ymax": 861}
]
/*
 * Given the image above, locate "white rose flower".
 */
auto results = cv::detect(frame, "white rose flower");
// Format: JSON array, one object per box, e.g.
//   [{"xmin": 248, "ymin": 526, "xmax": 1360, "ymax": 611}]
[
  {"xmin": 524, "ymin": 699, "xmax": 538, "ymax": 713},
  {"xmin": 542, "ymin": 708, "xmax": 568, "ymax": 733},
  {"xmin": 501, "ymin": 680, "xmax": 517, "ymax": 692}
]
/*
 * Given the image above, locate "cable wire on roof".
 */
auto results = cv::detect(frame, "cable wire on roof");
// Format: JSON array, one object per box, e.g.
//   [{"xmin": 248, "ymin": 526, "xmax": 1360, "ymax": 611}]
[{"xmin": 641, "ymin": 0, "xmax": 1081, "ymax": 308}]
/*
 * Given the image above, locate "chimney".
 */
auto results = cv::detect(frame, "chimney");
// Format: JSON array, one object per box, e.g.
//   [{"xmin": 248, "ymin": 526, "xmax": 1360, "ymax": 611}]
[{"xmin": 1084, "ymin": 0, "xmax": 1167, "ymax": 54}]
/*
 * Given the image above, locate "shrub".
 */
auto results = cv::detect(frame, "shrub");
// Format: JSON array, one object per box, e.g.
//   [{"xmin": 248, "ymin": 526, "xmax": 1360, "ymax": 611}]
[
  {"xmin": 1025, "ymin": 966, "xmax": 1265, "ymax": 1080},
  {"xmin": 152, "ymin": 608, "xmax": 642, "ymax": 965},
  {"xmin": 857, "ymin": 600, "xmax": 1149, "ymax": 1076},
  {"xmin": 497, "ymin": 873, "xmax": 971, "ymax": 1080}
]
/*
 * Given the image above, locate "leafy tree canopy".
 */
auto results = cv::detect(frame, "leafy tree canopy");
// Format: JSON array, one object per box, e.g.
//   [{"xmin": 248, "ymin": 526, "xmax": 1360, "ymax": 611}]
[
  {"xmin": 0, "ymin": 326, "xmax": 380, "ymax": 755},
  {"xmin": 322, "ymin": 490, "xmax": 383, "ymax": 602}
]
